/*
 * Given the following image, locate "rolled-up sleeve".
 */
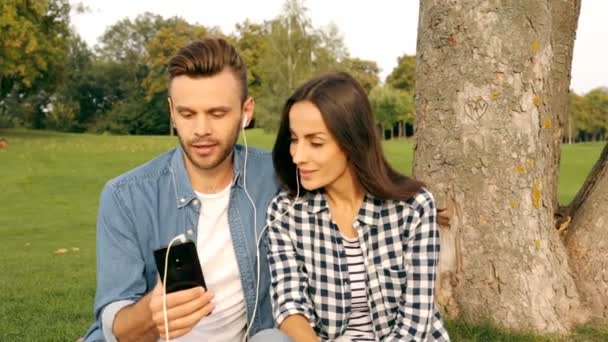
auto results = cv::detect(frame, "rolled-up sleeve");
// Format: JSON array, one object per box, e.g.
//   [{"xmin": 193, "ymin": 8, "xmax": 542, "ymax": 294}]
[
  {"xmin": 266, "ymin": 196, "xmax": 316, "ymax": 327},
  {"xmin": 101, "ymin": 299, "xmax": 135, "ymax": 342},
  {"xmin": 91, "ymin": 183, "xmax": 147, "ymax": 339}
]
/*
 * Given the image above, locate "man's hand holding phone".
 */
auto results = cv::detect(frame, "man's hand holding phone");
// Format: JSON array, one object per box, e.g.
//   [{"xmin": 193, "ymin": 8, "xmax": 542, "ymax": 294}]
[
  {"xmin": 149, "ymin": 239, "xmax": 212, "ymax": 339},
  {"xmin": 148, "ymin": 279, "xmax": 215, "ymax": 340}
]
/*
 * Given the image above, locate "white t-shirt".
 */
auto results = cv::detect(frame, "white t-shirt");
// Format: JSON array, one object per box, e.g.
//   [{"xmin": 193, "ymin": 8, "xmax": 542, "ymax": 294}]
[{"xmin": 174, "ymin": 183, "xmax": 247, "ymax": 342}]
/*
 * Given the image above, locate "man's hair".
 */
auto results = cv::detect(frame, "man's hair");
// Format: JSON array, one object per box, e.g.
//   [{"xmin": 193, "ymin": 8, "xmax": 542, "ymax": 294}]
[{"xmin": 168, "ymin": 37, "xmax": 248, "ymax": 103}]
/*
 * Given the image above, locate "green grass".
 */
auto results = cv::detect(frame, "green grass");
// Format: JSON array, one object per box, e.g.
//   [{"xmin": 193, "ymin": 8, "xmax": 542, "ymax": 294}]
[
  {"xmin": 0, "ymin": 128, "xmax": 605, "ymax": 341},
  {"xmin": 559, "ymin": 141, "xmax": 605, "ymax": 204}
]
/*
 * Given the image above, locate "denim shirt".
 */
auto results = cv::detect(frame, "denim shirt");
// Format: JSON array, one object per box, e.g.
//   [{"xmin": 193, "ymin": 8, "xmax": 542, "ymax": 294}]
[{"xmin": 84, "ymin": 145, "xmax": 279, "ymax": 341}]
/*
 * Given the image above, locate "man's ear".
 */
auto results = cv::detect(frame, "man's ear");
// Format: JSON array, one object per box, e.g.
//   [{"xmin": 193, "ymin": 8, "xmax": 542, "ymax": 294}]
[{"xmin": 242, "ymin": 96, "xmax": 255, "ymax": 127}]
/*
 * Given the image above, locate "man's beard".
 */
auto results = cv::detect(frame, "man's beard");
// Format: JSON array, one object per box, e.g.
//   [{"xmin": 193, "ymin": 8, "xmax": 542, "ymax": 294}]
[{"xmin": 178, "ymin": 125, "xmax": 240, "ymax": 171}]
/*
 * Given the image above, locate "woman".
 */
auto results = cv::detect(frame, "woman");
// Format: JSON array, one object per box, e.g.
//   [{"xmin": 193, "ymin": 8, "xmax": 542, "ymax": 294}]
[{"xmin": 266, "ymin": 72, "xmax": 450, "ymax": 341}]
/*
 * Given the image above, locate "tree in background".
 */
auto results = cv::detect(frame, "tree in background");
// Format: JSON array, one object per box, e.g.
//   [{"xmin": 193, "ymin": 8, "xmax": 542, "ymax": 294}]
[
  {"xmin": 234, "ymin": 20, "xmax": 270, "ymax": 103},
  {"xmin": 385, "ymin": 54, "xmax": 416, "ymax": 93},
  {"xmin": 143, "ymin": 18, "xmax": 212, "ymax": 135},
  {"xmin": 0, "ymin": 0, "xmax": 392, "ymax": 135},
  {"xmin": 382, "ymin": 53, "xmax": 416, "ymax": 139},
  {"xmin": 253, "ymin": 0, "xmax": 328, "ymax": 130},
  {"xmin": 567, "ymin": 88, "xmax": 608, "ymax": 143},
  {"xmin": 580, "ymin": 88, "xmax": 608, "ymax": 141},
  {"xmin": 395, "ymin": 89, "xmax": 415, "ymax": 138},
  {"xmin": 567, "ymin": 92, "xmax": 587, "ymax": 144},
  {"xmin": 369, "ymin": 86, "xmax": 413, "ymax": 140},
  {"xmin": 3, "ymin": 0, "xmax": 604, "ymax": 140},
  {"xmin": 244, "ymin": 0, "xmax": 361, "ymax": 131},
  {"xmin": 0, "ymin": 0, "xmax": 71, "ymax": 128},
  {"xmin": 47, "ymin": 33, "xmax": 95, "ymax": 132},
  {"xmin": 90, "ymin": 13, "xmax": 213, "ymax": 135},
  {"xmin": 341, "ymin": 57, "xmax": 380, "ymax": 94},
  {"xmin": 82, "ymin": 13, "xmax": 163, "ymax": 134}
]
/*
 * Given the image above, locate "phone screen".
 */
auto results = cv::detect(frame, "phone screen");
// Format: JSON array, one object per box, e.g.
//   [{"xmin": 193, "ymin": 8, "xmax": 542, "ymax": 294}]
[{"xmin": 153, "ymin": 240, "xmax": 206, "ymax": 293}]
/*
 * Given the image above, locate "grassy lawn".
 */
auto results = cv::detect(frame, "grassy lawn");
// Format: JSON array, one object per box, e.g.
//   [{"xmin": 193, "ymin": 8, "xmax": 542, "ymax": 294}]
[{"xmin": 0, "ymin": 128, "xmax": 605, "ymax": 341}]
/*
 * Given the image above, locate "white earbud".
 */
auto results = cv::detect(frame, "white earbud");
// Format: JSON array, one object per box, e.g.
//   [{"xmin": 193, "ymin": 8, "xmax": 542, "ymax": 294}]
[
  {"xmin": 174, "ymin": 233, "xmax": 186, "ymax": 243},
  {"xmin": 242, "ymin": 117, "xmax": 249, "ymax": 129}
]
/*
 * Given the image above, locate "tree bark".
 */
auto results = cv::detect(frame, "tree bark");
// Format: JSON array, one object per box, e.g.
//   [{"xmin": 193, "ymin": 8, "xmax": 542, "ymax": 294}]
[
  {"xmin": 414, "ymin": 0, "xmax": 585, "ymax": 333},
  {"xmin": 565, "ymin": 142, "xmax": 608, "ymax": 322}
]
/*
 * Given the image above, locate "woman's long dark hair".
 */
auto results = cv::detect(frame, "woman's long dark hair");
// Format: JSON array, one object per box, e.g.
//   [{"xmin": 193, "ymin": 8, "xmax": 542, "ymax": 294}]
[{"xmin": 272, "ymin": 72, "xmax": 424, "ymax": 201}]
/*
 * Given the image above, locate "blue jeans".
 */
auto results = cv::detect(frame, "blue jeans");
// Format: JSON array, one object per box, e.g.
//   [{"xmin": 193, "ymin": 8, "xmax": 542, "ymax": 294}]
[{"xmin": 250, "ymin": 329, "xmax": 293, "ymax": 342}]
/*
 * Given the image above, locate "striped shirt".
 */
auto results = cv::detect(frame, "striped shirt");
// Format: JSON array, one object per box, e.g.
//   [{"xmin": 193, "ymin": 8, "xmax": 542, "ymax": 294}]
[{"xmin": 341, "ymin": 235, "xmax": 375, "ymax": 341}]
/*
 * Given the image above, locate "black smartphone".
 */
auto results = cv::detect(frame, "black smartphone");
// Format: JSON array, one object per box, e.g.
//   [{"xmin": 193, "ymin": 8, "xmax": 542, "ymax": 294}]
[{"xmin": 153, "ymin": 240, "xmax": 206, "ymax": 293}]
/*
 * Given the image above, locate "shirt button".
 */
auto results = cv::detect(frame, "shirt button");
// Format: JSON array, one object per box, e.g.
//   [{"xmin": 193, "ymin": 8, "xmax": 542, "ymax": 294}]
[
  {"xmin": 193, "ymin": 199, "xmax": 199, "ymax": 206},
  {"xmin": 180, "ymin": 198, "xmax": 186, "ymax": 203}
]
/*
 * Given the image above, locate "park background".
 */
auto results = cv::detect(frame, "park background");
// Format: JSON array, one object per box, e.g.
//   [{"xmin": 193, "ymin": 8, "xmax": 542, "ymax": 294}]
[{"xmin": 1, "ymin": 0, "xmax": 607, "ymax": 340}]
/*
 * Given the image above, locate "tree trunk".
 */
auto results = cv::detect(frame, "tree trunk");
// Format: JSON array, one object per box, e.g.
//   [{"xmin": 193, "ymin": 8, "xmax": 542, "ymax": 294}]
[
  {"xmin": 414, "ymin": 0, "xmax": 585, "ymax": 334},
  {"xmin": 565, "ymin": 142, "xmax": 608, "ymax": 321}
]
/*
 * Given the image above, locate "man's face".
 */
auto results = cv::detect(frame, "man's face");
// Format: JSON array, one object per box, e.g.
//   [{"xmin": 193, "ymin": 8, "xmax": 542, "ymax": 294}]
[{"xmin": 169, "ymin": 69, "xmax": 252, "ymax": 172}]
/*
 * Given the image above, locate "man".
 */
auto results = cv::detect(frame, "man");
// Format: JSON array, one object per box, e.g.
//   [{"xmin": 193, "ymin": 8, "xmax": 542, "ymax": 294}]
[{"xmin": 84, "ymin": 38, "xmax": 289, "ymax": 342}]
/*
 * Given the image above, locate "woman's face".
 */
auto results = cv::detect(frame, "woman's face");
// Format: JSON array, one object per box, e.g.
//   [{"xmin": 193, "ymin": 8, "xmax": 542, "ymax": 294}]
[{"xmin": 288, "ymin": 100, "xmax": 350, "ymax": 191}]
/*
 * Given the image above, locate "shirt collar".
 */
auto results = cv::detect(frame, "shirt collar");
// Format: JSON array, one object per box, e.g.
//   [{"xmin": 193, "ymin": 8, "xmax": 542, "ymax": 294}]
[
  {"xmin": 305, "ymin": 190, "xmax": 380, "ymax": 227},
  {"xmin": 170, "ymin": 145, "xmax": 247, "ymax": 208}
]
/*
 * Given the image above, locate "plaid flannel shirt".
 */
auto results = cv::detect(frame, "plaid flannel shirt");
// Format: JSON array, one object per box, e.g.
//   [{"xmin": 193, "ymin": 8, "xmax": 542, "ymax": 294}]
[{"xmin": 266, "ymin": 187, "xmax": 450, "ymax": 341}]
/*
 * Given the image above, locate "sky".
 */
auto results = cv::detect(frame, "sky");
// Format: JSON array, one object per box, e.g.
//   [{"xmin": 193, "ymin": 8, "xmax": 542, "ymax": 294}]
[{"xmin": 70, "ymin": 0, "xmax": 607, "ymax": 94}]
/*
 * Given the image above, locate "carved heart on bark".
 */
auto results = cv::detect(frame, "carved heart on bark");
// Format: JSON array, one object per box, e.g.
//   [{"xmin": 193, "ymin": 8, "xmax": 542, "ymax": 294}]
[{"xmin": 465, "ymin": 97, "xmax": 488, "ymax": 121}]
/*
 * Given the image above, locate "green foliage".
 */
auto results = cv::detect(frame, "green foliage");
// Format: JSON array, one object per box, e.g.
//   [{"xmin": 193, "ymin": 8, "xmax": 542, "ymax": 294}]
[
  {"xmin": 568, "ymin": 88, "xmax": 608, "ymax": 142},
  {"xmin": 96, "ymin": 12, "xmax": 167, "ymax": 63},
  {"xmin": 253, "ymin": 1, "xmax": 319, "ymax": 130},
  {"xmin": 143, "ymin": 18, "xmax": 210, "ymax": 101},
  {"xmin": 0, "ymin": 0, "xmax": 359, "ymax": 134},
  {"xmin": 369, "ymin": 86, "xmax": 414, "ymax": 139},
  {"xmin": 235, "ymin": 20, "xmax": 271, "ymax": 100},
  {"xmin": 48, "ymin": 33, "xmax": 97, "ymax": 132},
  {"xmin": 385, "ymin": 54, "xmax": 416, "ymax": 92},
  {"xmin": 4, "ymin": 0, "xmax": 603, "ymax": 139},
  {"xmin": 91, "ymin": 13, "xmax": 167, "ymax": 134},
  {"xmin": 89, "ymin": 13, "xmax": 216, "ymax": 135},
  {"xmin": 0, "ymin": 0, "xmax": 70, "ymax": 90},
  {"xmin": 243, "ymin": 0, "xmax": 349, "ymax": 130},
  {"xmin": 340, "ymin": 57, "xmax": 380, "ymax": 93},
  {"xmin": 0, "ymin": 0, "xmax": 71, "ymax": 128}
]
